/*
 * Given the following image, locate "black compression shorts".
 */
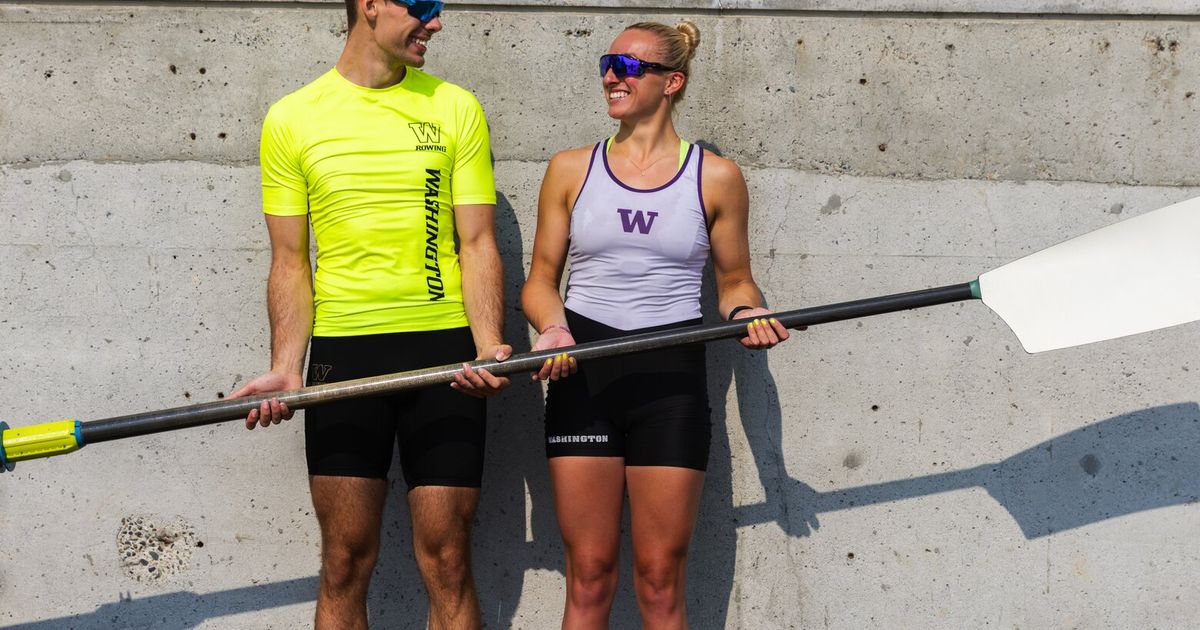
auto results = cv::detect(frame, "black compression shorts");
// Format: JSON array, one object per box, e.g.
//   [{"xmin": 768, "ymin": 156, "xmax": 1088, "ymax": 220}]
[
  {"xmin": 544, "ymin": 310, "xmax": 711, "ymax": 471},
  {"xmin": 304, "ymin": 327, "xmax": 486, "ymax": 489}
]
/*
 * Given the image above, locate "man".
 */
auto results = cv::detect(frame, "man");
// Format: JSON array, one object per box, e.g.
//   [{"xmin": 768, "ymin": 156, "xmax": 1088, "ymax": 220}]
[{"xmin": 230, "ymin": 1, "xmax": 510, "ymax": 628}]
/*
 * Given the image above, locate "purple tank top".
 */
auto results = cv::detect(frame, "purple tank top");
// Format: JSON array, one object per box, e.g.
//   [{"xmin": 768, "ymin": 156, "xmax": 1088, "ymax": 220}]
[{"xmin": 564, "ymin": 141, "xmax": 711, "ymax": 330}]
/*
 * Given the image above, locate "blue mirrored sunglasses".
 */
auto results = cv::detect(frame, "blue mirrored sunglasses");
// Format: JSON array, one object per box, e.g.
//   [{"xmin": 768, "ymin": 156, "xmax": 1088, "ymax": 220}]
[
  {"xmin": 599, "ymin": 54, "xmax": 676, "ymax": 79},
  {"xmin": 394, "ymin": 0, "xmax": 443, "ymax": 23}
]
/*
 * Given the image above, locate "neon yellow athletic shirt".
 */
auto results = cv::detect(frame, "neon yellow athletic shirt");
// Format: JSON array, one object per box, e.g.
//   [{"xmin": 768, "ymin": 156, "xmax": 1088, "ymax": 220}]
[{"xmin": 260, "ymin": 68, "xmax": 496, "ymax": 336}]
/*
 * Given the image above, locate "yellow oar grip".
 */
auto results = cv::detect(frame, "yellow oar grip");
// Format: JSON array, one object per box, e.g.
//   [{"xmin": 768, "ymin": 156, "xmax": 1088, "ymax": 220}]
[{"xmin": 0, "ymin": 420, "xmax": 83, "ymax": 471}]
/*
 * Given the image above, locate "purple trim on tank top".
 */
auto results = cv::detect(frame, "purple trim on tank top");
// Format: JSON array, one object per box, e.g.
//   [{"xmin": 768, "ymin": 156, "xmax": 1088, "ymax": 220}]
[
  {"xmin": 601, "ymin": 143, "xmax": 696, "ymax": 194},
  {"xmin": 570, "ymin": 143, "xmax": 603, "ymax": 214},
  {"xmin": 696, "ymin": 148, "xmax": 710, "ymax": 233}
]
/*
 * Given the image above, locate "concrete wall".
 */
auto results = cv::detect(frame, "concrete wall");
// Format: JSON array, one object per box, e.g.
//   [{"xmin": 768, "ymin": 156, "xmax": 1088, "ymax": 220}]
[{"xmin": 2, "ymin": 2, "xmax": 1198, "ymax": 628}]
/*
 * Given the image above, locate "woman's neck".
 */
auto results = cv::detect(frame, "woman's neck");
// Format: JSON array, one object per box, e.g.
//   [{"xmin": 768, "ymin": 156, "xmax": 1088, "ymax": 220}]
[{"xmin": 611, "ymin": 117, "xmax": 681, "ymax": 161}]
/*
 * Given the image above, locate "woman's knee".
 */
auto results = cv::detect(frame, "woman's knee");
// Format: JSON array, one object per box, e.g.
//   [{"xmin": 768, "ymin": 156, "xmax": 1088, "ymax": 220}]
[
  {"xmin": 568, "ymin": 554, "xmax": 619, "ymax": 607},
  {"xmin": 633, "ymin": 555, "xmax": 686, "ymax": 610}
]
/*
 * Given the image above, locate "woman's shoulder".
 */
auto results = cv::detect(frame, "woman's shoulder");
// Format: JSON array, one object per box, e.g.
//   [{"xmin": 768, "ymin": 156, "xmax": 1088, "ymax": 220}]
[
  {"xmin": 549, "ymin": 144, "xmax": 599, "ymax": 172},
  {"xmin": 698, "ymin": 148, "xmax": 744, "ymax": 183}
]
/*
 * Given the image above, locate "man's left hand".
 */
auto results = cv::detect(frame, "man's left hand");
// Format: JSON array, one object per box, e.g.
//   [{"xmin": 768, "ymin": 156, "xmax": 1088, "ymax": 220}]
[{"xmin": 451, "ymin": 343, "xmax": 513, "ymax": 397}]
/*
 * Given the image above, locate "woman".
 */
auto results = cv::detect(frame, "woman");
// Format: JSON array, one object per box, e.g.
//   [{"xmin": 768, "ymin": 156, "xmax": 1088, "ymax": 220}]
[{"xmin": 521, "ymin": 21, "xmax": 790, "ymax": 629}]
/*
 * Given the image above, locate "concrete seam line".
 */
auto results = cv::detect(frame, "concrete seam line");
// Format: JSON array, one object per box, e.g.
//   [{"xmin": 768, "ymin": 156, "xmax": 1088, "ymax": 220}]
[
  {"xmin": 2, "ymin": 160, "xmax": 1195, "ymax": 189},
  {"xmin": 4, "ymin": 1, "xmax": 1200, "ymax": 20}
]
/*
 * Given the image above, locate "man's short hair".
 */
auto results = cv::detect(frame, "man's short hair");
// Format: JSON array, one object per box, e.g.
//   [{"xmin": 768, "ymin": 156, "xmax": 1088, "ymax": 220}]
[{"xmin": 345, "ymin": 0, "xmax": 357, "ymax": 29}]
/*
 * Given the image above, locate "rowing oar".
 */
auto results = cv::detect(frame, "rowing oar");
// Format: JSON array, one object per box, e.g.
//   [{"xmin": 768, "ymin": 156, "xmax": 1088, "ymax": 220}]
[{"xmin": 3, "ymin": 196, "xmax": 1198, "ymax": 472}]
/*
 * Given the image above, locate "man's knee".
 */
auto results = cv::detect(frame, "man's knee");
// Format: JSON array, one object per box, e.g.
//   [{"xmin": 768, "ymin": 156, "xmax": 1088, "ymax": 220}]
[
  {"xmin": 415, "ymin": 533, "xmax": 472, "ymax": 586},
  {"xmin": 321, "ymin": 537, "xmax": 381, "ymax": 593}
]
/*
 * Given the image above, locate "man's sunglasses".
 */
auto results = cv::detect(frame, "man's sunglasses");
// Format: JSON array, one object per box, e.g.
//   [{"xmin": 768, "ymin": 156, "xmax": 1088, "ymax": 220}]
[
  {"xmin": 394, "ymin": 0, "xmax": 443, "ymax": 23},
  {"xmin": 599, "ymin": 54, "xmax": 676, "ymax": 79}
]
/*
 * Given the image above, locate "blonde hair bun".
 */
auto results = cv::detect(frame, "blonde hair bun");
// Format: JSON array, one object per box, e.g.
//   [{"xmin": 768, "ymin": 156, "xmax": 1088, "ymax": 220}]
[{"xmin": 675, "ymin": 21, "xmax": 701, "ymax": 59}]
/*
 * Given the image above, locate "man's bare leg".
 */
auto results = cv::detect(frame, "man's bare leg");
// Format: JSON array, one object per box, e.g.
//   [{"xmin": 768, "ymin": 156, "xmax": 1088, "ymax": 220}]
[
  {"xmin": 311, "ymin": 475, "xmax": 389, "ymax": 630},
  {"xmin": 408, "ymin": 486, "xmax": 482, "ymax": 630}
]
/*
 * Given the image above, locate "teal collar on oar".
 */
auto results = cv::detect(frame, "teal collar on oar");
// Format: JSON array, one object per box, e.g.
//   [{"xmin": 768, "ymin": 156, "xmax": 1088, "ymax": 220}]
[{"xmin": 0, "ymin": 422, "xmax": 12, "ymax": 472}]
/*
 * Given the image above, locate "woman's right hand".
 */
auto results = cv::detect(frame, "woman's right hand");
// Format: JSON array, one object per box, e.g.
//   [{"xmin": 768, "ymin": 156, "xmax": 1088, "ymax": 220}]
[{"xmin": 531, "ymin": 325, "xmax": 579, "ymax": 381}]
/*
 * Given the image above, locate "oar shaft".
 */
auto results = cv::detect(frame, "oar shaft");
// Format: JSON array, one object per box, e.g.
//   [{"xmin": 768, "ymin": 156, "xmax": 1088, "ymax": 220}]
[
  {"xmin": 4, "ymin": 282, "xmax": 976, "ymax": 468},
  {"xmin": 81, "ymin": 282, "xmax": 975, "ymax": 444}
]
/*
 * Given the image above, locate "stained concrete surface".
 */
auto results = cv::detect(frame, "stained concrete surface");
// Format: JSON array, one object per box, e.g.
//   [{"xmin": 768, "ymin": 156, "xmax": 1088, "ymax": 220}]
[
  {"xmin": 3, "ymin": 6, "xmax": 1200, "ymax": 186},
  {"xmin": 2, "ymin": 2, "xmax": 1199, "ymax": 629}
]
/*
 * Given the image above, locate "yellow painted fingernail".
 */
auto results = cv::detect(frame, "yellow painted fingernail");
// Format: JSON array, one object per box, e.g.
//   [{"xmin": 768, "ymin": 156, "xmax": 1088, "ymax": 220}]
[
  {"xmin": 545, "ymin": 358, "xmax": 553, "ymax": 365},
  {"xmin": 770, "ymin": 318, "xmax": 778, "ymax": 324}
]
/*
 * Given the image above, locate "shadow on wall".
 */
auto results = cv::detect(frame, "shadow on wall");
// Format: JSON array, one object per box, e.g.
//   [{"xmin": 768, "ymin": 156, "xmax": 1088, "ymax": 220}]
[
  {"xmin": 0, "ymin": 576, "xmax": 318, "ymax": 630},
  {"xmin": 742, "ymin": 401, "xmax": 1200, "ymax": 541},
  {"xmin": 365, "ymin": 190, "xmax": 563, "ymax": 628}
]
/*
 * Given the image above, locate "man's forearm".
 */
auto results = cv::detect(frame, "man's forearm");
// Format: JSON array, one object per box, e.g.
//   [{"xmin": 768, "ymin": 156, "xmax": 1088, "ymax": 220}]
[
  {"xmin": 459, "ymin": 241, "xmax": 505, "ymax": 355},
  {"xmin": 267, "ymin": 260, "xmax": 314, "ymax": 375}
]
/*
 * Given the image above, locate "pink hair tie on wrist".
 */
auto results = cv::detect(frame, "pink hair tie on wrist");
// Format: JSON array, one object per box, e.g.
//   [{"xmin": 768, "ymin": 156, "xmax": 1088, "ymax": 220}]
[{"xmin": 540, "ymin": 324, "xmax": 572, "ymax": 336}]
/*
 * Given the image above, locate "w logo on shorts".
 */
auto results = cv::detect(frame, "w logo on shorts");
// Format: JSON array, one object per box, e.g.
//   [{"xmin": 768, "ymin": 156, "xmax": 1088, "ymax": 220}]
[
  {"xmin": 409, "ymin": 122, "xmax": 442, "ymax": 144},
  {"xmin": 617, "ymin": 208, "xmax": 659, "ymax": 234},
  {"xmin": 308, "ymin": 363, "xmax": 333, "ymax": 384}
]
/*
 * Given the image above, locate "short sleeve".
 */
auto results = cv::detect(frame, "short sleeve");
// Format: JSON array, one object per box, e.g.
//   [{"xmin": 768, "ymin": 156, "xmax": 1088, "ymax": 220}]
[
  {"xmin": 260, "ymin": 105, "xmax": 309, "ymax": 216},
  {"xmin": 450, "ymin": 93, "xmax": 497, "ymax": 207}
]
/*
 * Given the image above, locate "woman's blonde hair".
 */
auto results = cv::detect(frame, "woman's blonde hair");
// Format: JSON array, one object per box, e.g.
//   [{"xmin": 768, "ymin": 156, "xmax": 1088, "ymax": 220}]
[{"xmin": 626, "ymin": 21, "xmax": 701, "ymax": 104}]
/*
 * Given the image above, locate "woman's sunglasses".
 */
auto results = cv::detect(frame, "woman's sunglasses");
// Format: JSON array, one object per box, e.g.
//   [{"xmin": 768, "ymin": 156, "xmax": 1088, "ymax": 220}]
[
  {"xmin": 395, "ymin": 0, "xmax": 443, "ymax": 23},
  {"xmin": 599, "ymin": 54, "xmax": 676, "ymax": 79}
]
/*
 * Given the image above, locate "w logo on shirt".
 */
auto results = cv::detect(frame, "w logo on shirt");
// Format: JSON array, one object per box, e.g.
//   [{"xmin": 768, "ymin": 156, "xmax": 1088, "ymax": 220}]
[
  {"xmin": 409, "ymin": 122, "xmax": 442, "ymax": 144},
  {"xmin": 617, "ymin": 208, "xmax": 659, "ymax": 234}
]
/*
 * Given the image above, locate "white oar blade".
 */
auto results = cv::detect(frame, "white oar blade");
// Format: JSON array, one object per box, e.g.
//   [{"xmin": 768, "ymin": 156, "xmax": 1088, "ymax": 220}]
[{"xmin": 979, "ymin": 195, "xmax": 1200, "ymax": 353}]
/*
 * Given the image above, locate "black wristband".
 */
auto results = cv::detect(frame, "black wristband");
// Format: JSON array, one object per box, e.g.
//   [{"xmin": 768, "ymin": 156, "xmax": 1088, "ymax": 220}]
[{"xmin": 727, "ymin": 305, "xmax": 755, "ymax": 320}]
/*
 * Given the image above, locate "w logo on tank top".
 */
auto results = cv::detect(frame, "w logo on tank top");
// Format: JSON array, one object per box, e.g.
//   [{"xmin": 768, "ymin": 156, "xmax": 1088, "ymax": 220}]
[{"xmin": 617, "ymin": 208, "xmax": 659, "ymax": 234}]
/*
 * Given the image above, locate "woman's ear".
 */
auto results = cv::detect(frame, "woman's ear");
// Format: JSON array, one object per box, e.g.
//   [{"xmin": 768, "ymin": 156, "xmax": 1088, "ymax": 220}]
[{"xmin": 665, "ymin": 72, "xmax": 686, "ymax": 96}]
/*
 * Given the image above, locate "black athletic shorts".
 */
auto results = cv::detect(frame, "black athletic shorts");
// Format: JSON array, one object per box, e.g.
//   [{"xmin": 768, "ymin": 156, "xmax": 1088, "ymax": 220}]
[
  {"xmin": 544, "ymin": 310, "xmax": 712, "ymax": 471},
  {"xmin": 304, "ymin": 327, "xmax": 486, "ymax": 489}
]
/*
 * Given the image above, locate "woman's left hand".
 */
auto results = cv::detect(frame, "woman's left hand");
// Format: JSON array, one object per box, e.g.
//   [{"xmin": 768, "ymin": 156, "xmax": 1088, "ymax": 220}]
[
  {"xmin": 733, "ymin": 307, "xmax": 791, "ymax": 349},
  {"xmin": 531, "ymin": 326, "xmax": 579, "ymax": 381}
]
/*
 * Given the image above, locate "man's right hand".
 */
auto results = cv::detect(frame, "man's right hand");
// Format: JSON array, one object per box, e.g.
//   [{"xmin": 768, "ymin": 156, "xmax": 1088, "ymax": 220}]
[{"xmin": 228, "ymin": 371, "xmax": 303, "ymax": 430}]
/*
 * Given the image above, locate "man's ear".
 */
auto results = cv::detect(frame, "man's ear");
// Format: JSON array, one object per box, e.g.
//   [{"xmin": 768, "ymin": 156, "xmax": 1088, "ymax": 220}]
[{"xmin": 361, "ymin": 0, "xmax": 381, "ymax": 21}]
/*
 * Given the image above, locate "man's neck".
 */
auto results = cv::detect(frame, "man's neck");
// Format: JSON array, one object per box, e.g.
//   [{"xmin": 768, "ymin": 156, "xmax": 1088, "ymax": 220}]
[{"xmin": 336, "ymin": 31, "xmax": 408, "ymax": 89}]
